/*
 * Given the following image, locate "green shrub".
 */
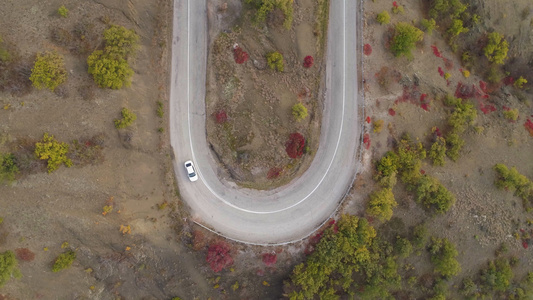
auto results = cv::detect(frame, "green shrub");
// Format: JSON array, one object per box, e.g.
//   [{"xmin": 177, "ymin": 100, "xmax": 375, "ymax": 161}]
[
  {"xmin": 245, "ymin": 0, "xmax": 294, "ymax": 29},
  {"xmin": 391, "ymin": 22, "xmax": 424, "ymax": 58},
  {"xmin": 448, "ymin": 100, "xmax": 477, "ymax": 134},
  {"xmin": 429, "ymin": 237, "xmax": 461, "ymax": 278},
  {"xmin": 0, "ymin": 36, "xmax": 10, "ymax": 62},
  {"xmin": 493, "ymin": 164, "xmax": 533, "ymax": 200},
  {"xmin": 461, "ymin": 277, "xmax": 478, "ymax": 296},
  {"xmin": 367, "ymin": 188, "xmax": 397, "ymax": 222},
  {"xmin": 514, "ymin": 76, "xmax": 527, "ymax": 89},
  {"xmin": 396, "ymin": 136, "xmax": 426, "ymax": 186},
  {"xmin": 392, "ymin": 4, "xmax": 404, "ymax": 14},
  {"xmin": 394, "ymin": 236, "xmax": 413, "ymax": 258},
  {"xmin": 114, "ymin": 108, "xmax": 137, "ymax": 129},
  {"xmin": 0, "ymin": 250, "xmax": 20, "ymax": 288},
  {"xmin": 429, "ymin": 137, "xmax": 447, "ymax": 166},
  {"xmin": 375, "ymin": 151, "xmax": 399, "ymax": 180},
  {"xmin": 420, "ymin": 18, "xmax": 437, "ymax": 35},
  {"xmin": 443, "ymin": 94, "xmax": 462, "ymax": 107},
  {"xmin": 483, "ymin": 32, "xmax": 509, "ymax": 65},
  {"xmin": 52, "ymin": 250, "xmax": 76, "ymax": 272},
  {"xmin": 87, "ymin": 50, "xmax": 134, "ymax": 89},
  {"xmin": 446, "ymin": 19, "xmax": 468, "ymax": 38},
  {"xmin": 156, "ymin": 101, "xmax": 164, "ymax": 118},
  {"xmin": 416, "ymin": 175, "xmax": 456, "ymax": 213},
  {"xmin": 0, "ymin": 153, "xmax": 19, "ymax": 183},
  {"xmin": 503, "ymin": 108, "xmax": 519, "ymax": 121},
  {"xmin": 35, "ymin": 133, "xmax": 73, "ymax": 173},
  {"xmin": 266, "ymin": 51, "xmax": 284, "ymax": 72},
  {"xmin": 57, "ymin": 5, "xmax": 68, "ymax": 18},
  {"xmin": 103, "ymin": 25, "xmax": 139, "ymax": 58},
  {"xmin": 29, "ymin": 51, "xmax": 67, "ymax": 91},
  {"xmin": 481, "ymin": 258, "xmax": 513, "ymax": 292},
  {"xmin": 376, "ymin": 11, "xmax": 391, "ymax": 25},
  {"xmin": 445, "ymin": 132, "xmax": 464, "ymax": 161},
  {"xmin": 292, "ymin": 103, "xmax": 308, "ymax": 121},
  {"xmin": 412, "ymin": 223, "xmax": 429, "ymax": 249},
  {"xmin": 486, "ymin": 65, "xmax": 504, "ymax": 83}
]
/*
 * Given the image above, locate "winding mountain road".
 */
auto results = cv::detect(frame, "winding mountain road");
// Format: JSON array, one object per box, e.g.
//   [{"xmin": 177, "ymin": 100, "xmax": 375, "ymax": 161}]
[{"xmin": 169, "ymin": 0, "xmax": 361, "ymax": 244}]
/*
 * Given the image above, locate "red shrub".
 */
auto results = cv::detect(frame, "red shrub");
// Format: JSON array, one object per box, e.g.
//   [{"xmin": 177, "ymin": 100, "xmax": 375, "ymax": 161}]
[
  {"xmin": 393, "ymin": 1, "xmax": 398, "ymax": 8},
  {"xmin": 15, "ymin": 248, "xmax": 35, "ymax": 262},
  {"xmin": 363, "ymin": 44, "xmax": 372, "ymax": 56},
  {"xmin": 262, "ymin": 253, "xmax": 277, "ymax": 266},
  {"xmin": 525, "ymin": 119, "xmax": 533, "ymax": 137},
  {"xmin": 503, "ymin": 76, "xmax": 514, "ymax": 86},
  {"xmin": 267, "ymin": 167, "xmax": 283, "ymax": 179},
  {"xmin": 233, "ymin": 46, "xmax": 249, "ymax": 64},
  {"xmin": 206, "ymin": 242, "xmax": 233, "ymax": 273},
  {"xmin": 431, "ymin": 45, "xmax": 442, "ymax": 58},
  {"xmin": 285, "ymin": 133, "xmax": 305, "ymax": 159},
  {"xmin": 388, "ymin": 108, "xmax": 396, "ymax": 116},
  {"xmin": 303, "ymin": 56, "xmax": 314, "ymax": 68},
  {"xmin": 363, "ymin": 133, "xmax": 371, "ymax": 149},
  {"xmin": 213, "ymin": 110, "xmax": 228, "ymax": 124},
  {"xmin": 443, "ymin": 58, "xmax": 454, "ymax": 70},
  {"xmin": 438, "ymin": 67, "xmax": 444, "ymax": 77},
  {"xmin": 365, "ymin": 116, "xmax": 371, "ymax": 124}
]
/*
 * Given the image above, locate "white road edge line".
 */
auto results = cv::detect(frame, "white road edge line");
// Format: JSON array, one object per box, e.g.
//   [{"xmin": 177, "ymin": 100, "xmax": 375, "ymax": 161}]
[{"xmin": 187, "ymin": 0, "xmax": 346, "ymax": 215}]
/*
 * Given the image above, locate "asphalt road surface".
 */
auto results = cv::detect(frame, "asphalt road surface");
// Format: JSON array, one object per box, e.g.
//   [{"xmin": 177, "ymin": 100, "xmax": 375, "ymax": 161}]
[{"xmin": 169, "ymin": 0, "xmax": 361, "ymax": 244}]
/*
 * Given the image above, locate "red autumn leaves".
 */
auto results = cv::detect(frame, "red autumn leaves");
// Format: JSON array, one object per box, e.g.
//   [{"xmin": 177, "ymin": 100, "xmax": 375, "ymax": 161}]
[
  {"xmin": 206, "ymin": 242, "xmax": 234, "ymax": 273},
  {"xmin": 286, "ymin": 132, "xmax": 306, "ymax": 159},
  {"xmin": 233, "ymin": 45, "xmax": 249, "ymax": 64},
  {"xmin": 303, "ymin": 56, "xmax": 314, "ymax": 68}
]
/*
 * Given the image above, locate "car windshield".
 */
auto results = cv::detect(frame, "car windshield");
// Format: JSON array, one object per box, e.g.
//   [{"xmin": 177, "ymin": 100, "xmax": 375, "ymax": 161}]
[{"xmin": 189, "ymin": 172, "xmax": 196, "ymax": 177}]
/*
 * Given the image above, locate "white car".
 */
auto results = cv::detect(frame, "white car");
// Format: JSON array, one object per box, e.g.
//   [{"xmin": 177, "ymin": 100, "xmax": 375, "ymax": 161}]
[{"xmin": 184, "ymin": 160, "xmax": 198, "ymax": 182}]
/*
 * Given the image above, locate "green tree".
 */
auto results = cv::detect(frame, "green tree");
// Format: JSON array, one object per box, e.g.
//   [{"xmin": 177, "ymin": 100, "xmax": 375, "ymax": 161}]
[
  {"xmin": 266, "ymin": 51, "xmax": 284, "ymax": 72},
  {"xmin": 114, "ymin": 107, "xmax": 137, "ymax": 129},
  {"xmin": 52, "ymin": 250, "xmax": 76, "ymax": 272},
  {"xmin": 29, "ymin": 51, "xmax": 67, "ymax": 91},
  {"xmin": 416, "ymin": 175, "xmax": 456, "ymax": 214},
  {"xmin": 57, "ymin": 5, "xmax": 68, "ymax": 18},
  {"xmin": 429, "ymin": 137, "xmax": 447, "ymax": 166},
  {"xmin": 0, "ymin": 153, "xmax": 19, "ymax": 183},
  {"xmin": 394, "ymin": 236, "xmax": 413, "ymax": 258},
  {"xmin": 429, "ymin": 237, "xmax": 461, "ymax": 278},
  {"xmin": 34, "ymin": 133, "xmax": 73, "ymax": 173},
  {"xmin": 376, "ymin": 11, "xmax": 391, "ymax": 25},
  {"xmin": 292, "ymin": 103, "xmax": 308, "ymax": 122},
  {"xmin": 0, "ymin": 250, "xmax": 20, "ymax": 288},
  {"xmin": 87, "ymin": 51, "xmax": 133, "ymax": 89},
  {"xmin": 390, "ymin": 22, "xmax": 424, "ymax": 58},
  {"xmin": 103, "ymin": 25, "xmax": 139, "ymax": 58},
  {"xmin": 483, "ymin": 32, "xmax": 509, "ymax": 65},
  {"xmin": 367, "ymin": 188, "xmax": 397, "ymax": 222}
]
